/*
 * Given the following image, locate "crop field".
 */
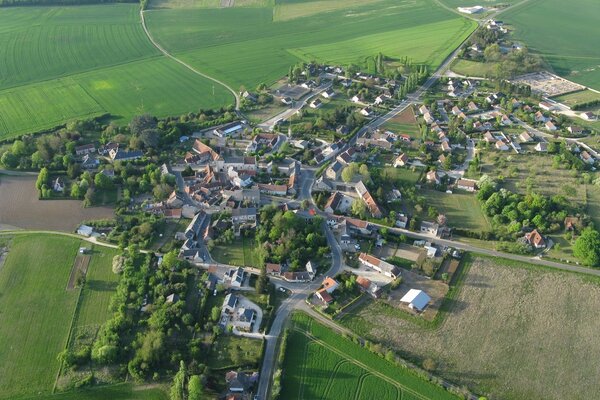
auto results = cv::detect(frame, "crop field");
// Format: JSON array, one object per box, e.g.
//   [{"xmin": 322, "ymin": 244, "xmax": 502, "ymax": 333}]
[
  {"xmin": 552, "ymin": 89, "xmax": 600, "ymax": 107},
  {"xmin": 281, "ymin": 312, "xmax": 459, "ymax": 400},
  {"xmin": 146, "ymin": 0, "xmax": 477, "ymax": 90},
  {"xmin": 0, "ymin": 234, "xmax": 82, "ymax": 399},
  {"xmin": 503, "ymin": 0, "xmax": 600, "ymax": 91},
  {"xmin": 381, "ymin": 107, "xmax": 421, "ymax": 137},
  {"xmin": 341, "ymin": 256, "xmax": 600, "ymax": 400},
  {"xmin": 421, "ymin": 189, "xmax": 490, "ymax": 231},
  {"xmin": 0, "ymin": 4, "xmax": 232, "ymax": 140}
]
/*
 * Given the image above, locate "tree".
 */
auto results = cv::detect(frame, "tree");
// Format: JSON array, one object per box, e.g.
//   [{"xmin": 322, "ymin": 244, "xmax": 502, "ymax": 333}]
[
  {"xmin": 1, "ymin": 151, "xmax": 18, "ymax": 168},
  {"xmin": 83, "ymin": 188, "xmax": 95, "ymax": 207},
  {"xmin": 211, "ymin": 306, "xmax": 221, "ymax": 322},
  {"xmin": 351, "ymin": 199, "xmax": 367, "ymax": 219},
  {"xmin": 94, "ymin": 172, "xmax": 113, "ymax": 190},
  {"xmin": 130, "ymin": 114, "xmax": 157, "ymax": 135},
  {"xmin": 36, "ymin": 167, "xmax": 49, "ymax": 191},
  {"xmin": 170, "ymin": 361, "xmax": 187, "ymax": 400},
  {"xmin": 70, "ymin": 183, "xmax": 81, "ymax": 199},
  {"xmin": 256, "ymin": 266, "xmax": 267, "ymax": 294},
  {"xmin": 573, "ymin": 228, "xmax": 600, "ymax": 267},
  {"xmin": 162, "ymin": 250, "xmax": 179, "ymax": 271},
  {"xmin": 11, "ymin": 140, "xmax": 26, "ymax": 156},
  {"xmin": 188, "ymin": 375, "xmax": 203, "ymax": 400}
]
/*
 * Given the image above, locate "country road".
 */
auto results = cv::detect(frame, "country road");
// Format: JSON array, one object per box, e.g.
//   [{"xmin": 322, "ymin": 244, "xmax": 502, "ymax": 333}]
[{"xmin": 140, "ymin": 9, "xmax": 241, "ymax": 110}]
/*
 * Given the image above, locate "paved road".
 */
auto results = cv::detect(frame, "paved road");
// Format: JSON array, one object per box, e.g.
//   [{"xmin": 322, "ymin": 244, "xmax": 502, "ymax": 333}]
[{"xmin": 140, "ymin": 9, "xmax": 240, "ymax": 110}]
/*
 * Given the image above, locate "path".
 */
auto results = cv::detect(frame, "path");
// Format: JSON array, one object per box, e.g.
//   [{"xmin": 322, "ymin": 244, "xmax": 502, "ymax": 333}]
[{"xmin": 140, "ymin": 9, "xmax": 240, "ymax": 110}]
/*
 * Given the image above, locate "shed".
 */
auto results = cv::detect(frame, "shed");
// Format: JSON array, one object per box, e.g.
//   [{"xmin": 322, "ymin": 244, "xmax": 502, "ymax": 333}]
[{"xmin": 400, "ymin": 289, "xmax": 431, "ymax": 312}]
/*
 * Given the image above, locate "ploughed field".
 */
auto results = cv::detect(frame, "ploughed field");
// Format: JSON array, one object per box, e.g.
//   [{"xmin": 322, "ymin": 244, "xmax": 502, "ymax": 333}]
[
  {"xmin": 0, "ymin": 4, "xmax": 232, "ymax": 140},
  {"xmin": 146, "ymin": 0, "xmax": 477, "ymax": 90}
]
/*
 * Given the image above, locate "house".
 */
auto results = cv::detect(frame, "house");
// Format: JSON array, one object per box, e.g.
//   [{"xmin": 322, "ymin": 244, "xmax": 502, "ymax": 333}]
[
  {"xmin": 192, "ymin": 139, "xmax": 221, "ymax": 162},
  {"xmin": 310, "ymin": 99, "xmax": 322, "ymax": 109},
  {"xmin": 266, "ymin": 263, "xmax": 282, "ymax": 276},
  {"xmin": 282, "ymin": 271, "xmax": 312, "ymax": 282},
  {"xmin": 451, "ymin": 105, "xmax": 461, "ymax": 116},
  {"xmin": 342, "ymin": 217, "xmax": 372, "ymax": 236},
  {"xmin": 581, "ymin": 150, "xmax": 595, "ymax": 164},
  {"xmin": 324, "ymin": 191, "xmax": 343, "ymax": 213},
  {"xmin": 355, "ymin": 181, "xmax": 382, "ymax": 218},
  {"xmin": 500, "ymin": 114, "xmax": 512, "ymax": 126},
  {"xmin": 322, "ymin": 88, "xmax": 335, "ymax": 98},
  {"xmin": 359, "ymin": 107, "xmax": 373, "ymax": 117},
  {"xmin": 545, "ymin": 121, "xmax": 557, "ymax": 131},
  {"xmin": 109, "ymin": 148, "xmax": 143, "ymax": 162},
  {"xmin": 484, "ymin": 131, "xmax": 496, "ymax": 143},
  {"xmin": 257, "ymin": 183, "xmax": 287, "ymax": 196},
  {"xmin": 326, "ymin": 161, "xmax": 344, "ymax": 180},
  {"xmin": 400, "ymin": 289, "xmax": 431, "ymax": 312},
  {"xmin": 539, "ymin": 101, "xmax": 554, "ymax": 111},
  {"xmin": 321, "ymin": 276, "xmax": 339, "ymax": 293},
  {"xmin": 163, "ymin": 209, "xmax": 182, "ymax": 219},
  {"xmin": 535, "ymin": 111, "xmax": 548, "ymax": 123},
  {"xmin": 420, "ymin": 221, "xmax": 439, "ymax": 236},
  {"xmin": 395, "ymin": 215, "xmax": 409, "ymax": 229},
  {"xmin": 225, "ymin": 371, "xmax": 257, "ymax": 394},
  {"xmin": 535, "ymin": 142, "xmax": 548, "ymax": 152},
  {"xmin": 374, "ymin": 94, "xmax": 388, "ymax": 105},
  {"xmin": 356, "ymin": 276, "xmax": 381, "ymax": 298},
  {"xmin": 231, "ymin": 207, "xmax": 257, "ymax": 225},
  {"xmin": 247, "ymin": 133, "xmax": 279, "ymax": 152},
  {"xmin": 581, "ymin": 111, "xmax": 596, "ymax": 121},
  {"xmin": 564, "ymin": 216, "xmax": 581, "ymax": 232},
  {"xmin": 441, "ymin": 141, "xmax": 451, "ymax": 153},
  {"xmin": 468, "ymin": 101, "xmax": 479, "ymax": 111},
  {"xmin": 358, "ymin": 253, "xmax": 401, "ymax": 279},
  {"xmin": 222, "ymin": 293, "xmax": 238, "ymax": 314},
  {"xmin": 418, "ymin": 105, "xmax": 430, "ymax": 115},
  {"xmin": 423, "ymin": 112, "xmax": 435, "ymax": 125},
  {"xmin": 77, "ymin": 224, "xmax": 94, "ymax": 237},
  {"xmin": 214, "ymin": 121, "xmax": 244, "ymax": 137},
  {"xmin": 315, "ymin": 288, "xmax": 333, "ymax": 304},
  {"xmin": 519, "ymin": 131, "xmax": 533, "ymax": 143},
  {"xmin": 75, "ymin": 143, "xmax": 96, "ymax": 156},
  {"xmin": 166, "ymin": 191, "xmax": 184, "ymax": 208},
  {"xmin": 394, "ymin": 153, "xmax": 409, "ymax": 167},
  {"xmin": 457, "ymin": 179, "xmax": 477, "ymax": 192},
  {"xmin": 233, "ymin": 308, "xmax": 256, "ymax": 331},
  {"xmin": 52, "ymin": 177, "xmax": 65, "ymax": 192},
  {"xmin": 426, "ymin": 170, "xmax": 440, "ymax": 184},
  {"xmin": 281, "ymin": 97, "xmax": 292, "ymax": 105},
  {"xmin": 225, "ymin": 267, "xmax": 246, "ymax": 287},
  {"xmin": 81, "ymin": 154, "xmax": 99, "ymax": 169},
  {"xmin": 98, "ymin": 142, "xmax": 119, "ymax": 155},
  {"xmin": 242, "ymin": 91, "xmax": 257, "ymax": 103},
  {"xmin": 495, "ymin": 140, "xmax": 509, "ymax": 151},
  {"xmin": 306, "ymin": 261, "xmax": 316, "ymax": 279},
  {"xmin": 351, "ymin": 95, "xmax": 363, "ymax": 104},
  {"xmin": 524, "ymin": 229, "xmax": 546, "ymax": 249},
  {"xmin": 567, "ymin": 126, "xmax": 584, "ymax": 135}
]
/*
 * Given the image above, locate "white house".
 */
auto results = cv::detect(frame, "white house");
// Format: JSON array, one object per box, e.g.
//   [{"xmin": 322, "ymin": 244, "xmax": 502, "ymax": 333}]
[{"xmin": 400, "ymin": 289, "xmax": 431, "ymax": 311}]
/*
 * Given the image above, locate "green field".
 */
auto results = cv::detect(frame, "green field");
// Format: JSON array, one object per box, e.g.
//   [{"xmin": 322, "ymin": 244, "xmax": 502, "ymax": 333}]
[
  {"xmin": 503, "ymin": 0, "xmax": 600, "ymax": 90},
  {"xmin": 146, "ymin": 0, "xmax": 477, "ymax": 90},
  {"xmin": 0, "ymin": 234, "xmax": 121, "ymax": 399},
  {"xmin": 450, "ymin": 59, "xmax": 500, "ymax": 78},
  {"xmin": 552, "ymin": 89, "xmax": 600, "ymax": 107},
  {"xmin": 0, "ymin": 235, "xmax": 81, "ymax": 399},
  {"xmin": 422, "ymin": 189, "xmax": 490, "ymax": 231},
  {"xmin": 211, "ymin": 234, "xmax": 260, "ymax": 267},
  {"xmin": 281, "ymin": 312, "xmax": 459, "ymax": 399},
  {"xmin": 32, "ymin": 383, "xmax": 167, "ymax": 400},
  {"xmin": 0, "ymin": 4, "xmax": 232, "ymax": 140}
]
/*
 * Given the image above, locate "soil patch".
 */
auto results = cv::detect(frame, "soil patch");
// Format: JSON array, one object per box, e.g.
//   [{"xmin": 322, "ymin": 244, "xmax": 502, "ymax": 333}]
[
  {"xmin": 0, "ymin": 175, "xmax": 113, "ymax": 232},
  {"xmin": 67, "ymin": 254, "xmax": 91, "ymax": 290}
]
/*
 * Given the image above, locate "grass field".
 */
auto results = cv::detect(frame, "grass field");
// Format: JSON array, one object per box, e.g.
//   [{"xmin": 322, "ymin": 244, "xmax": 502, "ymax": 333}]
[
  {"xmin": 381, "ymin": 107, "xmax": 421, "ymax": 138},
  {"xmin": 211, "ymin": 234, "xmax": 260, "ymax": 266},
  {"xmin": 503, "ymin": 0, "xmax": 600, "ymax": 91},
  {"xmin": 0, "ymin": 4, "xmax": 232, "ymax": 140},
  {"xmin": 449, "ymin": 59, "xmax": 500, "ymax": 78},
  {"xmin": 341, "ymin": 256, "xmax": 600, "ymax": 399},
  {"xmin": 146, "ymin": 0, "xmax": 477, "ymax": 90},
  {"xmin": 32, "ymin": 383, "xmax": 167, "ymax": 400},
  {"xmin": 586, "ymin": 185, "xmax": 600, "ymax": 228},
  {"xmin": 282, "ymin": 312, "xmax": 459, "ymax": 400},
  {"xmin": 421, "ymin": 189, "xmax": 490, "ymax": 231},
  {"xmin": 0, "ymin": 235, "xmax": 82, "ymax": 399},
  {"xmin": 552, "ymin": 89, "xmax": 600, "ymax": 107}
]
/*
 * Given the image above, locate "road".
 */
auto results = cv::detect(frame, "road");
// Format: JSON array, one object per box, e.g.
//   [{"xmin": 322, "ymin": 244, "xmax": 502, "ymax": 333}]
[{"xmin": 139, "ymin": 9, "xmax": 240, "ymax": 110}]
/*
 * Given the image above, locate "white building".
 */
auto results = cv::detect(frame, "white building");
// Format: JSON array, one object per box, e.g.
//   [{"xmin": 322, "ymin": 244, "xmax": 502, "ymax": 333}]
[{"xmin": 400, "ymin": 289, "xmax": 431, "ymax": 311}]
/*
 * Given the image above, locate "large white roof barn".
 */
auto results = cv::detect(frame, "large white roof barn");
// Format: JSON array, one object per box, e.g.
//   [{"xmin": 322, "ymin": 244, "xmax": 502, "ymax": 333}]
[{"xmin": 400, "ymin": 289, "xmax": 431, "ymax": 312}]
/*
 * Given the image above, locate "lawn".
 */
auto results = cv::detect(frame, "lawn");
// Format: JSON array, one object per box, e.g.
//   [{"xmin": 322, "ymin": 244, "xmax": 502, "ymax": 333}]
[
  {"xmin": 421, "ymin": 189, "xmax": 490, "ymax": 232},
  {"xmin": 380, "ymin": 166, "xmax": 423, "ymax": 186},
  {"xmin": 586, "ymin": 185, "xmax": 600, "ymax": 228},
  {"xmin": 211, "ymin": 234, "xmax": 260, "ymax": 267},
  {"xmin": 381, "ymin": 107, "xmax": 421, "ymax": 138},
  {"xmin": 0, "ymin": 4, "xmax": 232, "ymax": 140},
  {"xmin": 450, "ymin": 59, "xmax": 500, "ymax": 78},
  {"xmin": 502, "ymin": 0, "xmax": 600, "ymax": 91},
  {"xmin": 31, "ymin": 383, "xmax": 167, "ymax": 400},
  {"xmin": 0, "ymin": 234, "xmax": 81, "ymax": 399},
  {"xmin": 281, "ymin": 312, "xmax": 459, "ymax": 400},
  {"xmin": 340, "ymin": 256, "xmax": 600, "ymax": 399},
  {"xmin": 145, "ymin": 0, "xmax": 477, "ymax": 90},
  {"xmin": 207, "ymin": 335, "xmax": 263, "ymax": 370},
  {"xmin": 552, "ymin": 89, "xmax": 600, "ymax": 107}
]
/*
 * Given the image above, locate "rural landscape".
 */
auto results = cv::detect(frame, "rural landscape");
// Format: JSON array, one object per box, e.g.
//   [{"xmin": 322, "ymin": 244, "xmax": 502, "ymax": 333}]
[{"xmin": 1, "ymin": 0, "xmax": 600, "ymax": 399}]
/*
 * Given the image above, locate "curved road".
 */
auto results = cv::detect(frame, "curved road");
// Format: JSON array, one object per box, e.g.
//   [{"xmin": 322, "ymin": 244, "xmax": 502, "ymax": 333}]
[{"xmin": 140, "ymin": 9, "xmax": 241, "ymax": 110}]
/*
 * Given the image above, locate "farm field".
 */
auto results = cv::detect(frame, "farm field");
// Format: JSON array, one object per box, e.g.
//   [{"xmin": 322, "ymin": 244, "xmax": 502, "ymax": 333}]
[
  {"xmin": 381, "ymin": 107, "xmax": 421, "ymax": 138},
  {"xmin": 552, "ymin": 89, "xmax": 600, "ymax": 107},
  {"xmin": 502, "ymin": 0, "xmax": 600, "ymax": 91},
  {"xmin": 34, "ymin": 383, "xmax": 167, "ymax": 400},
  {"xmin": 0, "ymin": 175, "xmax": 114, "ymax": 231},
  {"xmin": 341, "ymin": 256, "xmax": 600, "ymax": 400},
  {"xmin": 281, "ymin": 312, "xmax": 459, "ymax": 400},
  {"xmin": 0, "ymin": 234, "xmax": 81, "ymax": 399},
  {"xmin": 421, "ymin": 189, "xmax": 490, "ymax": 231},
  {"xmin": 0, "ymin": 4, "xmax": 232, "ymax": 140},
  {"xmin": 145, "ymin": 0, "xmax": 477, "ymax": 90}
]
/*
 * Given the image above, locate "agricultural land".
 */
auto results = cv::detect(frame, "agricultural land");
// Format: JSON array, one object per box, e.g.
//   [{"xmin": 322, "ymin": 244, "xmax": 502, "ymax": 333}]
[
  {"xmin": 341, "ymin": 256, "xmax": 600, "ymax": 400},
  {"xmin": 502, "ymin": 0, "xmax": 600, "ymax": 90},
  {"xmin": 145, "ymin": 0, "xmax": 477, "ymax": 90},
  {"xmin": 281, "ymin": 312, "xmax": 459, "ymax": 400}
]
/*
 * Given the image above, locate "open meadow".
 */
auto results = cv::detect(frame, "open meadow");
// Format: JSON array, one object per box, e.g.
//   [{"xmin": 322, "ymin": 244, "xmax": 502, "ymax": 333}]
[
  {"xmin": 341, "ymin": 256, "xmax": 600, "ymax": 400},
  {"xmin": 146, "ymin": 0, "xmax": 477, "ymax": 90},
  {"xmin": 502, "ymin": 0, "xmax": 600, "ymax": 91},
  {"xmin": 421, "ymin": 189, "xmax": 490, "ymax": 232},
  {"xmin": 0, "ymin": 4, "xmax": 232, "ymax": 140},
  {"xmin": 552, "ymin": 89, "xmax": 600, "ymax": 107},
  {"xmin": 282, "ymin": 312, "xmax": 459, "ymax": 400}
]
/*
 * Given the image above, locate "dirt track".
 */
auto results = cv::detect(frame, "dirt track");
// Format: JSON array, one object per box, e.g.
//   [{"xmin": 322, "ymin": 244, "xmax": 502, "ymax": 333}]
[{"xmin": 0, "ymin": 176, "xmax": 113, "ymax": 232}]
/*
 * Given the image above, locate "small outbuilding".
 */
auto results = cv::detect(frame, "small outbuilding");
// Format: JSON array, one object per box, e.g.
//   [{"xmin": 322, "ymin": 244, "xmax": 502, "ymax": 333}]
[{"xmin": 400, "ymin": 289, "xmax": 431, "ymax": 312}]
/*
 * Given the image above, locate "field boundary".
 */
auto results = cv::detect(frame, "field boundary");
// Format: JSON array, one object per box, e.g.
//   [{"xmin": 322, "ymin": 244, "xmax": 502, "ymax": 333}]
[{"xmin": 140, "ymin": 9, "xmax": 240, "ymax": 110}]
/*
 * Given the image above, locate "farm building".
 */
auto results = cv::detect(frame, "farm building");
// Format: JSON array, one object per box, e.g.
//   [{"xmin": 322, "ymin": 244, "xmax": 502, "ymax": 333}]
[
  {"xmin": 358, "ymin": 253, "xmax": 401, "ymax": 279},
  {"xmin": 400, "ymin": 289, "xmax": 431, "ymax": 311}
]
